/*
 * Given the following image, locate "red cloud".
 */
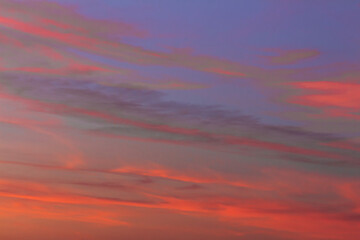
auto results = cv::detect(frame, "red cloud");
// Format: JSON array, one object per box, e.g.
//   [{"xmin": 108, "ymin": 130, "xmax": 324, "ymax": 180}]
[{"xmin": 292, "ymin": 81, "xmax": 360, "ymax": 108}]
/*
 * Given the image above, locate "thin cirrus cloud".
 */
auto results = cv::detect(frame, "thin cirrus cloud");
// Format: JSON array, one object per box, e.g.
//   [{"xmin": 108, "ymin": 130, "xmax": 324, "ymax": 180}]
[
  {"xmin": 261, "ymin": 49, "xmax": 320, "ymax": 65},
  {"xmin": 0, "ymin": 0, "xmax": 359, "ymax": 240}
]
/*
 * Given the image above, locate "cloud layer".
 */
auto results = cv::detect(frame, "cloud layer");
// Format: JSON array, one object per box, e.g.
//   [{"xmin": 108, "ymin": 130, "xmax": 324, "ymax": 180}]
[{"xmin": 0, "ymin": 1, "xmax": 359, "ymax": 240}]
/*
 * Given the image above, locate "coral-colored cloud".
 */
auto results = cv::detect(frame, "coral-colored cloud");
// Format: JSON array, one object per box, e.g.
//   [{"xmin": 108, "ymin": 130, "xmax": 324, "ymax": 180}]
[{"xmin": 292, "ymin": 81, "xmax": 360, "ymax": 109}]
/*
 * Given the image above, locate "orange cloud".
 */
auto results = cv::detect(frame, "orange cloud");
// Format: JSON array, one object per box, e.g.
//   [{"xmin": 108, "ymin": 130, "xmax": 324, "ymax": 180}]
[
  {"xmin": 112, "ymin": 165, "xmax": 267, "ymax": 190},
  {"xmin": 0, "ymin": 158, "xmax": 359, "ymax": 240}
]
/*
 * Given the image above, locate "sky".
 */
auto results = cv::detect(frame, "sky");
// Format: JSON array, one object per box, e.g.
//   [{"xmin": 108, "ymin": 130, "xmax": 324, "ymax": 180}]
[{"xmin": 0, "ymin": 0, "xmax": 359, "ymax": 239}]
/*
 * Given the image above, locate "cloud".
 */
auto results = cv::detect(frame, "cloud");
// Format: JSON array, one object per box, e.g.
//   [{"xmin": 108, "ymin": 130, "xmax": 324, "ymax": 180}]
[
  {"xmin": 0, "ymin": 1, "xmax": 359, "ymax": 239},
  {"xmin": 2, "ymin": 75, "xmax": 355, "ymax": 167},
  {"xmin": 0, "ymin": 0, "xmax": 301, "ymax": 82},
  {"xmin": 261, "ymin": 49, "xmax": 320, "ymax": 65},
  {"xmin": 2, "ymin": 74, "xmax": 358, "ymax": 168},
  {"xmin": 291, "ymin": 81, "xmax": 360, "ymax": 108},
  {"xmin": 0, "ymin": 155, "xmax": 359, "ymax": 239}
]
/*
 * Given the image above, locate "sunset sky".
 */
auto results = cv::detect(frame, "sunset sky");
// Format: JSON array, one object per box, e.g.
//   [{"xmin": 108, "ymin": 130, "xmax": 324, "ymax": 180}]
[{"xmin": 0, "ymin": 0, "xmax": 359, "ymax": 239}]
